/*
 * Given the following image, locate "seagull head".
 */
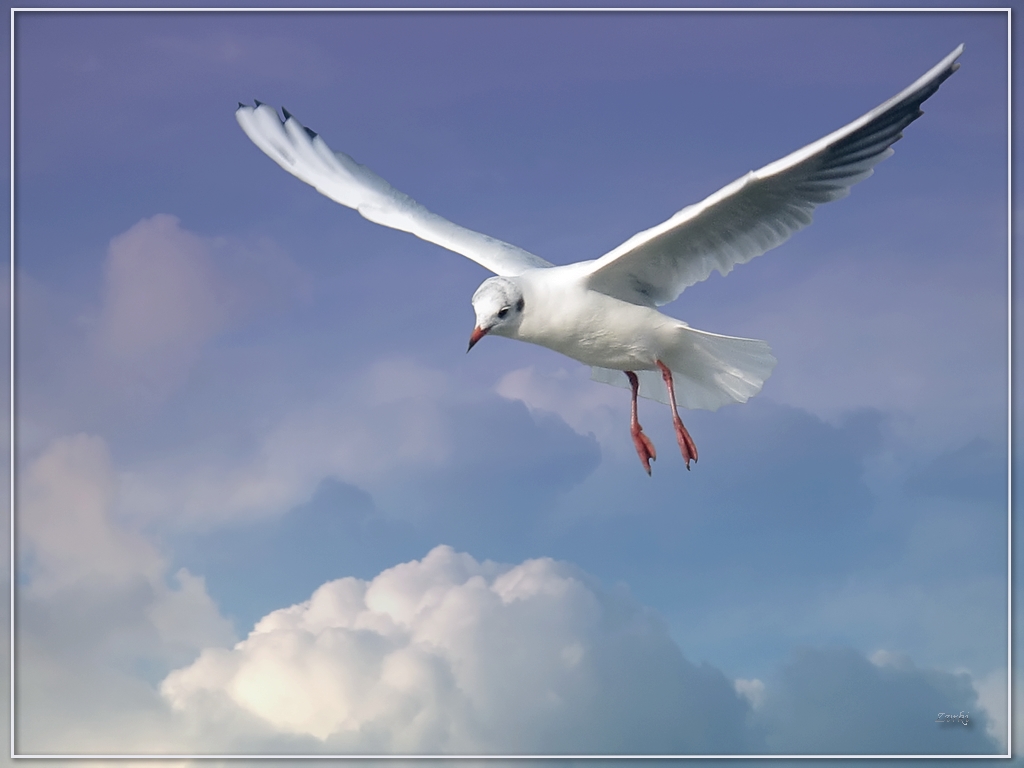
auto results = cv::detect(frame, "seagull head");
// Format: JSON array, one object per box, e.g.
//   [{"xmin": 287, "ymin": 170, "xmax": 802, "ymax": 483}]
[{"xmin": 468, "ymin": 277, "xmax": 525, "ymax": 351}]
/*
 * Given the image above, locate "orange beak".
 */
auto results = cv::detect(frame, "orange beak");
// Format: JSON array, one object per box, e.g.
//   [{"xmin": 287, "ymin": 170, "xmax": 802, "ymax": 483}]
[{"xmin": 467, "ymin": 325, "xmax": 488, "ymax": 352}]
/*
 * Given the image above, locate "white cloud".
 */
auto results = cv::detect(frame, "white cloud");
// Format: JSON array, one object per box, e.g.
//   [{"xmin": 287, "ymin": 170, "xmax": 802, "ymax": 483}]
[
  {"xmin": 162, "ymin": 545, "xmax": 751, "ymax": 754},
  {"xmin": 870, "ymin": 648, "xmax": 915, "ymax": 670},
  {"xmin": 21, "ymin": 433, "xmax": 163, "ymax": 593},
  {"xmin": 17, "ymin": 433, "xmax": 236, "ymax": 754},
  {"xmin": 746, "ymin": 255, "xmax": 1006, "ymax": 452},
  {"xmin": 19, "ymin": 433, "xmax": 234, "ymax": 643},
  {"xmin": 17, "ymin": 482, "xmax": 1005, "ymax": 758},
  {"xmin": 18, "ymin": 215, "xmax": 310, "ymax": 467},
  {"xmin": 148, "ymin": 568, "xmax": 237, "ymax": 658},
  {"xmin": 117, "ymin": 359, "xmax": 452, "ymax": 527},
  {"xmin": 973, "ymin": 667, "xmax": 1008, "ymax": 752},
  {"xmin": 754, "ymin": 647, "xmax": 1001, "ymax": 754},
  {"xmin": 734, "ymin": 677, "xmax": 766, "ymax": 711},
  {"xmin": 495, "ymin": 364, "xmax": 624, "ymax": 445},
  {"xmin": 116, "ymin": 357, "xmax": 599, "ymax": 533},
  {"xmin": 87, "ymin": 214, "xmax": 307, "ymax": 409},
  {"xmin": 95, "ymin": 214, "xmax": 227, "ymax": 385}
]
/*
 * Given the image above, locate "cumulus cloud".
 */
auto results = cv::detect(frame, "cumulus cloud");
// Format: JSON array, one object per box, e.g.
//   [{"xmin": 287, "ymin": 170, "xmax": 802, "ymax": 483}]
[
  {"xmin": 124, "ymin": 359, "xmax": 447, "ymax": 525},
  {"xmin": 90, "ymin": 213, "xmax": 307, "ymax": 407},
  {"xmin": 21, "ymin": 433, "xmax": 162, "ymax": 593},
  {"xmin": 754, "ymin": 647, "xmax": 1000, "ymax": 754},
  {"xmin": 17, "ymin": 500, "xmax": 1004, "ymax": 757},
  {"xmin": 19, "ymin": 432, "xmax": 234, "ymax": 641},
  {"xmin": 18, "ymin": 214, "xmax": 310, "ymax": 465},
  {"xmin": 118, "ymin": 358, "xmax": 599, "ymax": 538},
  {"xmin": 16, "ymin": 433, "xmax": 236, "ymax": 754},
  {"xmin": 972, "ymin": 667, "xmax": 1008, "ymax": 752},
  {"xmin": 162, "ymin": 545, "xmax": 752, "ymax": 754},
  {"xmin": 744, "ymin": 256, "xmax": 1005, "ymax": 452},
  {"xmin": 12, "ymin": 220, "xmax": 1005, "ymax": 757},
  {"xmin": 496, "ymin": 363, "xmax": 624, "ymax": 443},
  {"xmin": 734, "ymin": 677, "xmax": 766, "ymax": 711},
  {"xmin": 95, "ymin": 215, "xmax": 226, "ymax": 385}
]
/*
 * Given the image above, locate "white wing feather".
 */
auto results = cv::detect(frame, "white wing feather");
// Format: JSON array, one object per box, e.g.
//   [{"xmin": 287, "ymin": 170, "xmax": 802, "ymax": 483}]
[
  {"xmin": 583, "ymin": 45, "xmax": 963, "ymax": 307},
  {"xmin": 236, "ymin": 103, "xmax": 552, "ymax": 276}
]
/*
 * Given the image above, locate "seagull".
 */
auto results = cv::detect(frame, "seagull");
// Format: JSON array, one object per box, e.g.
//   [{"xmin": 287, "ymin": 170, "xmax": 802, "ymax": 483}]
[{"xmin": 236, "ymin": 45, "xmax": 962, "ymax": 474}]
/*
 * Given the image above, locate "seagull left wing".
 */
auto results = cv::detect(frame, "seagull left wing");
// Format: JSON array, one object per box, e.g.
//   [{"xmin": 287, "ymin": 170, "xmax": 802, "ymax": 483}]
[
  {"xmin": 236, "ymin": 103, "xmax": 552, "ymax": 276},
  {"xmin": 583, "ymin": 45, "xmax": 963, "ymax": 307}
]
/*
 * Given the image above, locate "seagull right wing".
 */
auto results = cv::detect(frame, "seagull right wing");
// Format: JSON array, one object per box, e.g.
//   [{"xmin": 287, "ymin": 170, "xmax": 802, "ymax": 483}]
[
  {"xmin": 236, "ymin": 103, "xmax": 552, "ymax": 276},
  {"xmin": 582, "ymin": 45, "xmax": 963, "ymax": 307}
]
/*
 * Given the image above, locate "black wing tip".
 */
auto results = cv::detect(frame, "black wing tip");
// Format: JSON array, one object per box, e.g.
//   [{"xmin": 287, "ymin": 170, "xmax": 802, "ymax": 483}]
[
  {"xmin": 280, "ymin": 107, "xmax": 315, "ymax": 136},
  {"xmin": 237, "ymin": 101, "xmax": 247, "ymax": 110}
]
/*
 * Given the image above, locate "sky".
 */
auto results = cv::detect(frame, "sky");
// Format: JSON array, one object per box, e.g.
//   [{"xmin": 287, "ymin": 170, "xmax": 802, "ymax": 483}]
[{"xmin": 7, "ymin": 6, "xmax": 1014, "ymax": 760}]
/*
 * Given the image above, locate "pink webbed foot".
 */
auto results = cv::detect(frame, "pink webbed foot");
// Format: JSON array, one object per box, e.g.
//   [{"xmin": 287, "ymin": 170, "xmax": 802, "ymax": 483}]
[
  {"xmin": 632, "ymin": 424, "xmax": 658, "ymax": 475},
  {"xmin": 656, "ymin": 360, "xmax": 699, "ymax": 470},
  {"xmin": 672, "ymin": 418, "xmax": 698, "ymax": 469},
  {"xmin": 626, "ymin": 371, "xmax": 657, "ymax": 475}
]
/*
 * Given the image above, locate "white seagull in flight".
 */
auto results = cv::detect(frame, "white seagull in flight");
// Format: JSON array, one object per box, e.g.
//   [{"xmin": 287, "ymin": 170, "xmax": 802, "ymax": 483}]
[{"xmin": 237, "ymin": 45, "xmax": 962, "ymax": 474}]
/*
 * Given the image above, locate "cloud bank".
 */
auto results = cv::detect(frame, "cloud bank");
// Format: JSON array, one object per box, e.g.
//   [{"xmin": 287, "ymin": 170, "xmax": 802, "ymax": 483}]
[
  {"xmin": 16, "ymin": 434, "xmax": 236, "ymax": 753},
  {"xmin": 13, "ymin": 214, "xmax": 1005, "ymax": 758},
  {"xmin": 161, "ymin": 545, "xmax": 752, "ymax": 754},
  {"xmin": 16, "ymin": 440, "xmax": 1002, "ymax": 756},
  {"xmin": 160, "ymin": 545, "xmax": 1001, "ymax": 756}
]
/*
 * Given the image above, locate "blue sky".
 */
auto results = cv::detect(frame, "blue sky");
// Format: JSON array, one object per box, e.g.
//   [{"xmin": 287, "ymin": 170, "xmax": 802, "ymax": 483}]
[{"xmin": 9, "ymin": 7, "xmax": 1013, "ymax": 758}]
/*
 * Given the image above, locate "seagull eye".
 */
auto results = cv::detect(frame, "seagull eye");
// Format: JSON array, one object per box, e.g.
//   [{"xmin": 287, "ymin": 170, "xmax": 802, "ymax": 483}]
[{"xmin": 497, "ymin": 307, "xmax": 510, "ymax": 319}]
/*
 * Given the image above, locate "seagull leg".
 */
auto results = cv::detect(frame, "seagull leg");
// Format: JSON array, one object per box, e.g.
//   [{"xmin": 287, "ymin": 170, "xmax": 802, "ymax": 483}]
[
  {"xmin": 626, "ymin": 371, "xmax": 657, "ymax": 475},
  {"xmin": 656, "ymin": 360, "xmax": 698, "ymax": 469}
]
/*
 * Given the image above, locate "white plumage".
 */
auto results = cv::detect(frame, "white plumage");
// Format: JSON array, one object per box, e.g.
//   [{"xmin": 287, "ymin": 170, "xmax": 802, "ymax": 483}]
[{"xmin": 236, "ymin": 45, "xmax": 962, "ymax": 473}]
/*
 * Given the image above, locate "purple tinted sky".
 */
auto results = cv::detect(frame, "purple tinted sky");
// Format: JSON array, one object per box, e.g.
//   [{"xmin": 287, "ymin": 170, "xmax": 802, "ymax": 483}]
[{"xmin": 11, "ymin": 8, "xmax": 1013, "ymax": 756}]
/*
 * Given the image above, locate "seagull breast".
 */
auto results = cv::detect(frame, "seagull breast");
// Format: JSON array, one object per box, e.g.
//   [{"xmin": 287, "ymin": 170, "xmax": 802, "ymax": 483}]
[{"xmin": 512, "ymin": 267, "xmax": 678, "ymax": 371}]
